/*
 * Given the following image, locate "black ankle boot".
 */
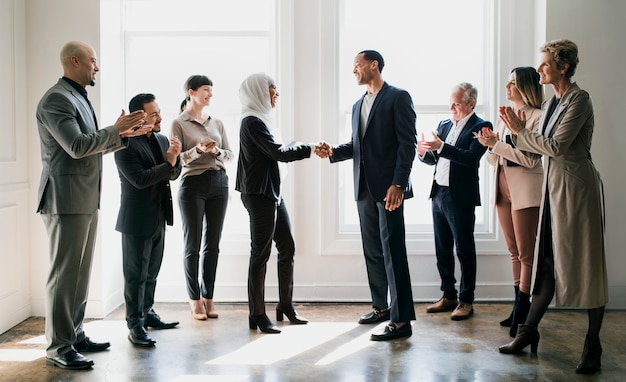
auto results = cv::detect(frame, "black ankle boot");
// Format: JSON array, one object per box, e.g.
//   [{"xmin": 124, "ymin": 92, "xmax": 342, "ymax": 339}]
[
  {"xmin": 510, "ymin": 290, "xmax": 530, "ymax": 337},
  {"xmin": 276, "ymin": 304, "xmax": 309, "ymax": 324},
  {"xmin": 499, "ymin": 324, "xmax": 540, "ymax": 354},
  {"xmin": 500, "ymin": 286, "xmax": 519, "ymax": 327},
  {"xmin": 249, "ymin": 314, "xmax": 281, "ymax": 334},
  {"xmin": 576, "ymin": 335, "xmax": 602, "ymax": 374}
]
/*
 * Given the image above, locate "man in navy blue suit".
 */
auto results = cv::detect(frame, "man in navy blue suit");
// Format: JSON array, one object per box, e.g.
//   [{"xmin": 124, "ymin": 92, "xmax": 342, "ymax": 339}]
[
  {"xmin": 323, "ymin": 50, "xmax": 417, "ymax": 341},
  {"xmin": 115, "ymin": 93, "xmax": 182, "ymax": 346},
  {"xmin": 418, "ymin": 83, "xmax": 491, "ymax": 321}
]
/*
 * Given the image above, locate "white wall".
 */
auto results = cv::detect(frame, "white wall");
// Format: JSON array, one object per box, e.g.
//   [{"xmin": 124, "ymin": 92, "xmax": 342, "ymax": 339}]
[
  {"xmin": 544, "ymin": 0, "xmax": 626, "ymax": 307},
  {"xmin": 1, "ymin": 0, "xmax": 624, "ymax": 334},
  {"xmin": 0, "ymin": 0, "xmax": 30, "ymax": 334},
  {"xmin": 24, "ymin": 0, "xmax": 111, "ymax": 318}
]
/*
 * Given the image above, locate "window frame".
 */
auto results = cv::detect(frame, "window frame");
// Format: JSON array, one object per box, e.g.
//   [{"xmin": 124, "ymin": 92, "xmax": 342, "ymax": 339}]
[{"xmin": 319, "ymin": 0, "xmax": 507, "ymax": 256}]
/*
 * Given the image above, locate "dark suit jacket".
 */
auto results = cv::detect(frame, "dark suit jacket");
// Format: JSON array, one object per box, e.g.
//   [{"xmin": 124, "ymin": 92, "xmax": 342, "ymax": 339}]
[
  {"xmin": 235, "ymin": 116, "xmax": 312, "ymax": 201},
  {"xmin": 36, "ymin": 78, "xmax": 127, "ymax": 214},
  {"xmin": 114, "ymin": 133, "xmax": 182, "ymax": 236},
  {"xmin": 330, "ymin": 82, "xmax": 417, "ymax": 202},
  {"xmin": 419, "ymin": 113, "xmax": 491, "ymax": 207}
]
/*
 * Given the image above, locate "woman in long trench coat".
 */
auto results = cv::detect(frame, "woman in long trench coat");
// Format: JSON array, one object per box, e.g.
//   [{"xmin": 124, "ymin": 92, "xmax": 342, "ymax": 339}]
[{"xmin": 496, "ymin": 39, "xmax": 608, "ymax": 375}]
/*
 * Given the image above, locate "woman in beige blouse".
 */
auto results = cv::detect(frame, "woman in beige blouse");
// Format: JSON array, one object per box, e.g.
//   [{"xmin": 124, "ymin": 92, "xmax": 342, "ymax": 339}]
[
  {"xmin": 171, "ymin": 75, "xmax": 233, "ymax": 320},
  {"xmin": 475, "ymin": 67, "xmax": 543, "ymax": 337}
]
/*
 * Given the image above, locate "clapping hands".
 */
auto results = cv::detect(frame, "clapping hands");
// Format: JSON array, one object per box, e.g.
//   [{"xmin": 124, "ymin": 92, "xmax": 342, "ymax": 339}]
[
  {"xmin": 473, "ymin": 127, "xmax": 499, "ymax": 148},
  {"xmin": 417, "ymin": 132, "xmax": 442, "ymax": 155},
  {"xmin": 166, "ymin": 136, "xmax": 182, "ymax": 166}
]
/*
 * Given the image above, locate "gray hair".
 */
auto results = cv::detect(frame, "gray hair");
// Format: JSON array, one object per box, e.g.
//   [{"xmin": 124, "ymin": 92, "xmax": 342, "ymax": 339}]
[{"xmin": 453, "ymin": 82, "xmax": 478, "ymax": 106}]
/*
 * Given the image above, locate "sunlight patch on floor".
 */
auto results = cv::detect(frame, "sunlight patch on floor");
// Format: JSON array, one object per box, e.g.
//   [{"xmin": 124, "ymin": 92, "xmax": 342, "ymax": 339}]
[
  {"xmin": 169, "ymin": 375, "xmax": 250, "ymax": 382},
  {"xmin": 0, "ymin": 349, "xmax": 45, "ymax": 362},
  {"xmin": 206, "ymin": 322, "xmax": 360, "ymax": 366},
  {"xmin": 314, "ymin": 326, "xmax": 376, "ymax": 365}
]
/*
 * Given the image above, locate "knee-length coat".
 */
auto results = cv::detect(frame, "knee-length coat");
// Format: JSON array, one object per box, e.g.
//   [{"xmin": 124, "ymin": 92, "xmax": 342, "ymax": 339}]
[{"xmin": 514, "ymin": 83, "xmax": 608, "ymax": 308}]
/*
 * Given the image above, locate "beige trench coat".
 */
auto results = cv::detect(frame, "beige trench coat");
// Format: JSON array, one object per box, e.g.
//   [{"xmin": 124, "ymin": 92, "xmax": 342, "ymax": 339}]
[{"xmin": 514, "ymin": 83, "xmax": 608, "ymax": 308}]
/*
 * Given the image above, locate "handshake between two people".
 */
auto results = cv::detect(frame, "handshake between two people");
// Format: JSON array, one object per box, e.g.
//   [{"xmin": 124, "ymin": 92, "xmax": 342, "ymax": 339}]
[{"xmin": 313, "ymin": 141, "xmax": 333, "ymax": 159}]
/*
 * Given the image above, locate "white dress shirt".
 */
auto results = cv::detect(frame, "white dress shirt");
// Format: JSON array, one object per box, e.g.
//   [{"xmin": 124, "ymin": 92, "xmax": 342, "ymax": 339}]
[{"xmin": 434, "ymin": 112, "xmax": 474, "ymax": 187}]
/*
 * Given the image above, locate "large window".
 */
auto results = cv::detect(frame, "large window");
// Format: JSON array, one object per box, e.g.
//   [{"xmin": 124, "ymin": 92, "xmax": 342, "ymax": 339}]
[
  {"xmin": 119, "ymin": 0, "xmax": 278, "ymax": 240},
  {"xmin": 336, "ymin": 0, "xmax": 495, "ymax": 240}
]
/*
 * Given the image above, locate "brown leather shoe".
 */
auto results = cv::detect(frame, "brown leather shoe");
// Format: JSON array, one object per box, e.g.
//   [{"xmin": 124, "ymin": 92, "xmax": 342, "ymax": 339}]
[
  {"xmin": 425, "ymin": 297, "xmax": 458, "ymax": 313},
  {"xmin": 451, "ymin": 303, "xmax": 474, "ymax": 321}
]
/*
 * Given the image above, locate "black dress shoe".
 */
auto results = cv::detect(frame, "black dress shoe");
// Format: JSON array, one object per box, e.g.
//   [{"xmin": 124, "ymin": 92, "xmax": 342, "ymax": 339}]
[
  {"xmin": 74, "ymin": 337, "xmax": 111, "ymax": 352},
  {"xmin": 144, "ymin": 310, "xmax": 179, "ymax": 329},
  {"xmin": 128, "ymin": 326, "xmax": 156, "ymax": 347},
  {"xmin": 359, "ymin": 308, "xmax": 390, "ymax": 324},
  {"xmin": 370, "ymin": 322, "xmax": 412, "ymax": 341},
  {"xmin": 46, "ymin": 350, "xmax": 94, "ymax": 370}
]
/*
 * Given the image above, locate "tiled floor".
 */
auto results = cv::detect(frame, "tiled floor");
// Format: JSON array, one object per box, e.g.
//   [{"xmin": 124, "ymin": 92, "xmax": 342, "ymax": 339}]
[{"xmin": 0, "ymin": 303, "xmax": 624, "ymax": 381}]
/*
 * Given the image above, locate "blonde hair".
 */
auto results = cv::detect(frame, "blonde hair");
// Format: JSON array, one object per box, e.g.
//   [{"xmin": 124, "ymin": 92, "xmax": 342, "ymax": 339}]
[
  {"xmin": 540, "ymin": 39, "xmax": 579, "ymax": 79},
  {"xmin": 511, "ymin": 67, "xmax": 543, "ymax": 109}
]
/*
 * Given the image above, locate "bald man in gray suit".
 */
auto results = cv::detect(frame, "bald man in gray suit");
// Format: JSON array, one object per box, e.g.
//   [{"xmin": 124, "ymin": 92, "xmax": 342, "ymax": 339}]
[{"xmin": 36, "ymin": 41, "xmax": 151, "ymax": 370}]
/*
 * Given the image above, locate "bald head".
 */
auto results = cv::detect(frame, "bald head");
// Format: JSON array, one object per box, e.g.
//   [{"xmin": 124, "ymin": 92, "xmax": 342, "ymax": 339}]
[{"xmin": 60, "ymin": 41, "xmax": 99, "ymax": 87}]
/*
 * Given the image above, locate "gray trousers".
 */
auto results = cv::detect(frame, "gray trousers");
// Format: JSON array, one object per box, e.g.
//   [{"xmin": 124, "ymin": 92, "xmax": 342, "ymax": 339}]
[{"xmin": 41, "ymin": 211, "xmax": 98, "ymax": 357}]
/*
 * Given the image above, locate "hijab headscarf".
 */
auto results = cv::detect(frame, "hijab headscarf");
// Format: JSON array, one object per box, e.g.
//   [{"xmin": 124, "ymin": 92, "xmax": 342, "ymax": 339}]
[
  {"xmin": 239, "ymin": 72, "xmax": 287, "ymax": 178},
  {"xmin": 239, "ymin": 72, "xmax": 276, "ymax": 130}
]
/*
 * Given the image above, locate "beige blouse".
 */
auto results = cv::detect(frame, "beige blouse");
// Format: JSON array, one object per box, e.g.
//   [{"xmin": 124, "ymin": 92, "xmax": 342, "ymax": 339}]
[{"xmin": 170, "ymin": 111, "xmax": 234, "ymax": 179}]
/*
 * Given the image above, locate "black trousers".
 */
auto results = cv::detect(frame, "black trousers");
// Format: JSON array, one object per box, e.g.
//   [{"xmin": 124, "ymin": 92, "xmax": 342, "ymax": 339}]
[
  {"xmin": 241, "ymin": 194, "xmax": 295, "ymax": 316},
  {"xmin": 122, "ymin": 214, "xmax": 165, "ymax": 330},
  {"xmin": 431, "ymin": 184, "xmax": 477, "ymax": 304},
  {"xmin": 178, "ymin": 170, "xmax": 229, "ymax": 300}
]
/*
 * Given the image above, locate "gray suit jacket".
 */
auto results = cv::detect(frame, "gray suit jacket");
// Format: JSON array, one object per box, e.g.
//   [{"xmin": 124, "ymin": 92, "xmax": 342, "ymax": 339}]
[{"xmin": 36, "ymin": 78, "xmax": 127, "ymax": 214}]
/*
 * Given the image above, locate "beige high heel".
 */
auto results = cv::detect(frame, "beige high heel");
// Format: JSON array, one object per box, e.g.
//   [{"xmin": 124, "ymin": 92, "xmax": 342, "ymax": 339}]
[
  {"xmin": 189, "ymin": 300, "xmax": 207, "ymax": 320},
  {"xmin": 202, "ymin": 298, "xmax": 219, "ymax": 319}
]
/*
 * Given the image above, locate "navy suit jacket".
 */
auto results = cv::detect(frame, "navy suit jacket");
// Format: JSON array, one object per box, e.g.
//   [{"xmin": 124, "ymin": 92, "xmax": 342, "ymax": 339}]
[
  {"xmin": 419, "ymin": 113, "xmax": 491, "ymax": 207},
  {"xmin": 331, "ymin": 82, "xmax": 417, "ymax": 202},
  {"xmin": 114, "ymin": 133, "xmax": 182, "ymax": 236}
]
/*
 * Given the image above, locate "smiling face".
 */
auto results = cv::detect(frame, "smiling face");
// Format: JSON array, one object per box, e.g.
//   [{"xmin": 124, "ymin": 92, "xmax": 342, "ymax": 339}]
[
  {"xmin": 269, "ymin": 84, "xmax": 279, "ymax": 108},
  {"xmin": 142, "ymin": 101, "xmax": 162, "ymax": 134},
  {"xmin": 352, "ymin": 53, "xmax": 378, "ymax": 86},
  {"xmin": 73, "ymin": 45, "xmax": 99, "ymax": 87},
  {"xmin": 505, "ymin": 72, "xmax": 523, "ymax": 103},
  {"xmin": 537, "ymin": 52, "xmax": 567, "ymax": 86},
  {"xmin": 189, "ymin": 85, "xmax": 213, "ymax": 107},
  {"xmin": 449, "ymin": 89, "xmax": 474, "ymax": 122}
]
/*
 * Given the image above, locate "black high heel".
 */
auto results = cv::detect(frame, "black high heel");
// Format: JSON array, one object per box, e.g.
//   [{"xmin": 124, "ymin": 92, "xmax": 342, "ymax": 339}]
[
  {"xmin": 499, "ymin": 324, "xmax": 540, "ymax": 354},
  {"xmin": 249, "ymin": 314, "xmax": 281, "ymax": 334},
  {"xmin": 576, "ymin": 335, "xmax": 602, "ymax": 374},
  {"xmin": 276, "ymin": 305, "xmax": 309, "ymax": 324},
  {"xmin": 509, "ymin": 291, "xmax": 531, "ymax": 338},
  {"xmin": 500, "ymin": 286, "xmax": 519, "ymax": 327}
]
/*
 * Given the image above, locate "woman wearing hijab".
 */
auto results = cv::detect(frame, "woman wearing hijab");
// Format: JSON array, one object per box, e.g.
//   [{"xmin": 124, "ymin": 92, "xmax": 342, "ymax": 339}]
[{"xmin": 235, "ymin": 73, "xmax": 319, "ymax": 333}]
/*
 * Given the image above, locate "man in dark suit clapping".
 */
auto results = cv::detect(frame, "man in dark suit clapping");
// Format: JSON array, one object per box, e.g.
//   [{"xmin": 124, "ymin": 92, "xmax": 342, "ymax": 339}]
[
  {"xmin": 418, "ymin": 83, "xmax": 492, "ymax": 321},
  {"xmin": 115, "ymin": 94, "xmax": 182, "ymax": 347},
  {"xmin": 322, "ymin": 50, "xmax": 417, "ymax": 341}
]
